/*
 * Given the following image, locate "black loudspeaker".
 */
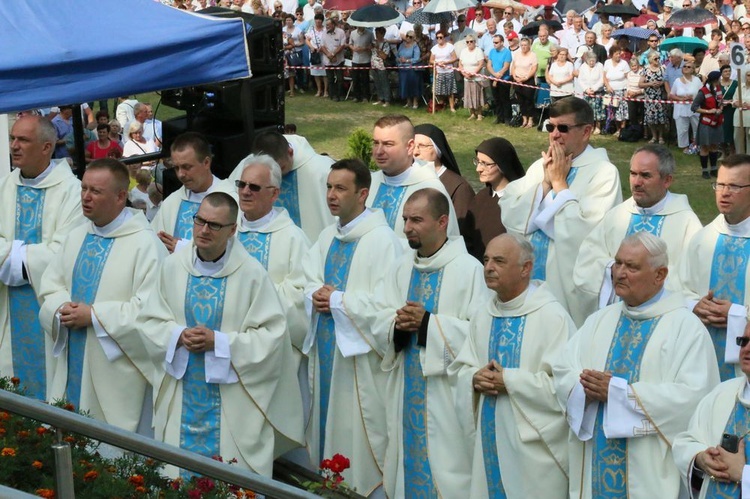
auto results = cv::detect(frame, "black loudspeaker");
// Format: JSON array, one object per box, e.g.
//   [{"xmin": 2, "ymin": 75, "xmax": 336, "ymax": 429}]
[{"xmin": 160, "ymin": 8, "xmax": 284, "ymax": 180}]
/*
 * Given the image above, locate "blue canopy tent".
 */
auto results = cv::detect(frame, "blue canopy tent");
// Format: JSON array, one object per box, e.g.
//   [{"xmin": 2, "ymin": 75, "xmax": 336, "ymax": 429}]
[{"xmin": 0, "ymin": 0, "xmax": 252, "ymax": 113}]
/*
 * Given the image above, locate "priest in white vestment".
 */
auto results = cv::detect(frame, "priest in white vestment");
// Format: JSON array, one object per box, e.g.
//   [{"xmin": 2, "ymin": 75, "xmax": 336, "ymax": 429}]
[
  {"xmin": 366, "ymin": 115, "xmax": 460, "ymax": 241},
  {"xmin": 500, "ymin": 97, "xmax": 622, "ymax": 315},
  {"xmin": 229, "ymin": 131, "xmax": 335, "ymax": 242},
  {"xmin": 380, "ymin": 189, "xmax": 488, "ymax": 499},
  {"xmin": 139, "ymin": 193, "xmax": 303, "ymax": 477},
  {"xmin": 680, "ymin": 156, "xmax": 750, "ymax": 382},
  {"xmin": 553, "ymin": 232, "xmax": 720, "ymax": 499},
  {"xmin": 573, "ymin": 144, "xmax": 702, "ymax": 326},
  {"xmin": 234, "ymin": 154, "xmax": 311, "ymax": 429},
  {"xmin": 0, "ymin": 116, "xmax": 84, "ymax": 401},
  {"xmin": 151, "ymin": 132, "xmax": 237, "ymax": 254},
  {"xmin": 451, "ymin": 234, "xmax": 575, "ymax": 499},
  {"xmin": 673, "ymin": 324, "xmax": 750, "ymax": 498},
  {"xmin": 37, "ymin": 159, "xmax": 165, "ymax": 432},
  {"xmin": 303, "ymin": 159, "xmax": 402, "ymax": 497}
]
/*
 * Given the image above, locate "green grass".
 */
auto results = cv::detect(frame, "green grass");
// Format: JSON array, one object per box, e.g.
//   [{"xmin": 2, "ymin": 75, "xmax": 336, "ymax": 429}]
[{"xmin": 146, "ymin": 91, "xmax": 720, "ymax": 224}]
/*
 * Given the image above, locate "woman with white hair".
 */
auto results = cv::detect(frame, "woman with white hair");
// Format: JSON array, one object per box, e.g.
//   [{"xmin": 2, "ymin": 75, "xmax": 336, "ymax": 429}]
[{"xmin": 575, "ymin": 50, "xmax": 605, "ymax": 134}]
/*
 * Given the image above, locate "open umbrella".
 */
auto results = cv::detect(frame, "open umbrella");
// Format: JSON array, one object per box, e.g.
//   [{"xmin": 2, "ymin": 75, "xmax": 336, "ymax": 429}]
[
  {"xmin": 423, "ymin": 0, "xmax": 476, "ymax": 13},
  {"xmin": 405, "ymin": 7, "xmax": 453, "ymax": 25},
  {"xmin": 348, "ymin": 4, "xmax": 404, "ymax": 27},
  {"xmin": 321, "ymin": 0, "xmax": 374, "ymax": 11},
  {"xmin": 519, "ymin": 0, "xmax": 556, "ymax": 7},
  {"xmin": 612, "ymin": 27, "xmax": 658, "ymax": 39},
  {"xmin": 630, "ymin": 13, "xmax": 658, "ymax": 25},
  {"xmin": 665, "ymin": 7, "xmax": 716, "ymax": 28},
  {"xmin": 555, "ymin": 0, "xmax": 595, "ymax": 14},
  {"xmin": 484, "ymin": 0, "xmax": 526, "ymax": 12},
  {"xmin": 519, "ymin": 20, "xmax": 563, "ymax": 36},
  {"xmin": 659, "ymin": 35, "xmax": 708, "ymax": 53},
  {"xmin": 596, "ymin": 4, "xmax": 640, "ymax": 16}
]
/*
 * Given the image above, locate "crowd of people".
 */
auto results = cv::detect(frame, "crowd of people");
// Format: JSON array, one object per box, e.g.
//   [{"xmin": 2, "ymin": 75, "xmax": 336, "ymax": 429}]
[{"xmin": 3, "ymin": 92, "xmax": 750, "ymax": 498}]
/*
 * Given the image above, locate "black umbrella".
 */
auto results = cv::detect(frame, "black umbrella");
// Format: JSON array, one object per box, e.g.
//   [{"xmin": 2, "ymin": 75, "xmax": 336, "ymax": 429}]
[
  {"xmin": 405, "ymin": 7, "xmax": 453, "ymax": 25},
  {"xmin": 520, "ymin": 20, "xmax": 563, "ymax": 36},
  {"xmin": 348, "ymin": 4, "xmax": 404, "ymax": 27},
  {"xmin": 596, "ymin": 4, "xmax": 640, "ymax": 17},
  {"xmin": 555, "ymin": 0, "xmax": 594, "ymax": 14},
  {"xmin": 665, "ymin": 7, "xmax": 716, "ymax": 28}
]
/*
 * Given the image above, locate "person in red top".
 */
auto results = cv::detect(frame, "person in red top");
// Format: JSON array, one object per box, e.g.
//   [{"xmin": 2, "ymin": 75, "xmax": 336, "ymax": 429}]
[{"xmin": 85, "ymin": 123, "xmax": 122, "ymax": 164}]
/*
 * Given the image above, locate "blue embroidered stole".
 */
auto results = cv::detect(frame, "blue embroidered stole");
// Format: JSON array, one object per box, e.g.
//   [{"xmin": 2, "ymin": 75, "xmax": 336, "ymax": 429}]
[
  {"xmin": 591, "ymin": 314, "xmax": 661, "ymax": 498},
  {"xmin": 528, "ymin": 167, "xmax": 579, "ymax": 280},
  {"xmin": 315, "ymin": 238, "xmax": 358, "ymax": 459},
  {"xmin": 626, "ymin": 214, "xmax": 666, "ymax": 236},
  {"xmin": 372, "ymin": 183, "xmax": 408, "ymax": 230},
  {"xmin": 705, "ymin": 398, "xmax": 750, "ymax": 498},
  {"xmin": 481, "ymin": 315, "xmax": 526, "ymax": 499},
  {"xmin": 277, "ymin": 170, "xmax": 301, "ymax": 227},
  {"xmin": 66, "ymin": 234, "xmax": 115, "ymax": 408},
  {"xmin": 402, "ymin": 267, "xmax": 444, "ymax": 498},
  {"xmin": 8, "ymin": 186, "xmax": 46, "ymax": 400},
  {"xmin": 708, "ymin": 234, "xmax": 750, "ymax": 381},
  {"xmin": 180, "ymin": 275, "xmax": 227, "ymax": 478},
  {"xmin": 237, "ymin": 231, "xmax": 271, "ymax": 269},
  {"xmin": 174, "ymin": 200, "xmax": 200, "ymax": 240}
]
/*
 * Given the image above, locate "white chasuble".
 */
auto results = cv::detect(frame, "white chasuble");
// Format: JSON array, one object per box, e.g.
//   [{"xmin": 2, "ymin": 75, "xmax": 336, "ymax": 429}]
[
  {"xmin": 138, "ymin": 242, "xmax": 303, "ymax": 477},
  {"xmin": 450, "ymin": 282, "xmax": 575, "ymax": 499},
  {"xmin": 381, "ymin": 237, "xmax": 488, "ymax": 499},
  {"xmin": 499, "ymin": 145, "xmax": 622, "ymax": 315},
  {"xmin": 303, "ymin": 209, "xmax": 402, "ymax": 496},
  {"xmin": 680, "ymin": 215, "xmax": 750, "ymax": 381},
  {"xmin": 38, "ymin": 211, "xmax": 165, "ymax": 431},
  {"xmin": 553, "ymin": 291, "xmax": 720, "ymax": 499},
  {"xmin": 573, "ymin": 194, "xmax": 702, "ymax": 326},
  {"xmin": 0, "ymin": 161, "xmax": 83, "ymax": 400}
]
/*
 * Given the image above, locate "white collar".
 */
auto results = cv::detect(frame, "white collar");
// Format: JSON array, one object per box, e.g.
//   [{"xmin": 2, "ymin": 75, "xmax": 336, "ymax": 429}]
[
  {"xmin": 186, "ymin": 176, "xmax": 219, "ymax": 202},
  {"xmin": 627, "ymin": 287, "xmax": 665, "ymax": 312},
  {"xmin": 633, "ymin": 191, "xmax": 671, "ymax": 215},
  {"xmin": 241, "ymin": 209, "xmax": 277, "ymax": 231},
  {"xmin": 436, "ymin": 165, "xmax": 447, "ymax": 178},
  {"xmin": 337, "ymin": 207, "xmax": 372, "ymax": 236},
  {"xmin": 19, "ymin": 161, "xmax": 55, "ymax": 187},
  {"xmin": 724, "ymin": 215, "xmax": 750, "ymax": 236},
  {"xmin": 91, "ymin": 208, "xmax": 132, "ymax": 237},
  {"xmin": 492, "ymin": 186, "xmax": 506, "ymax": 198},
  {"xmin": 383, "ymin": 165, "xmax": 413, "ymax": 186},
  {"xmin": 193, "ymin": 239, "xmax": 233, "ymax": 277}
]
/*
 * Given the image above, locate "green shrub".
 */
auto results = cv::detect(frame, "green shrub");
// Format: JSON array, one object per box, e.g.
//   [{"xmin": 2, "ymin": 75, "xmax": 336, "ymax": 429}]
[{"xmin": 345, "ymin": 129, "xmax": 376, "ymax": 170}]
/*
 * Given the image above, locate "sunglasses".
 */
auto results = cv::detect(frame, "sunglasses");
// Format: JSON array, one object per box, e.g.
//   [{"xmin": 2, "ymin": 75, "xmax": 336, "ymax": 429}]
[
  {"xmin": 737, "ymin": 337, "xmax": 750, "ymax": 347},
  {"xmin": 545, "ymin": 123, "xmax": 587, "ymax": 133},
  {"xmin": 234, "ymin": 180, "xmax": 276, "ymax": 192},
  {"xmin": 436, "ymin": 35, "xmax": 444, "ymax": 39}
]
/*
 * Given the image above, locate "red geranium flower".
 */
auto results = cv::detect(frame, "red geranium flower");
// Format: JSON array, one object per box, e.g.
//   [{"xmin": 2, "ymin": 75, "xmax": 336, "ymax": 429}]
[
  {"xmin": 10, "ymin": 377, "xmax": 20, "ymax": 386},
  {"xmin": 128, "ymin": 474, "xmax": 145, "ymax": 487},
  {"xmin": 35, "ymin": 489, "xmax": 55, "ymax": 499},
  {"xmin": 329, "ymin": 453, "xmax": 350, "ymax": 473},
  {"xmin": 83, "ymin": 470, "xmax": 99, "ymax": 482}
]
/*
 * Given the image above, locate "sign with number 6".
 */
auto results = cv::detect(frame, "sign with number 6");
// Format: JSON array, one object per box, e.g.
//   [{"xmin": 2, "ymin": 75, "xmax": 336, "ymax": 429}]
[{"xmin": 731, "ymin": 42, "xmax": 746, "ymax": 71}]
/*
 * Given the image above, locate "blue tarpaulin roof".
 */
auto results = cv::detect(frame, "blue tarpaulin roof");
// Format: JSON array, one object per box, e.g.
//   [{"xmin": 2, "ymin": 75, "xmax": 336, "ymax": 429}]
[{"xmin": 0, "ymin": 0, "xmax": 251, "ymax": 113}]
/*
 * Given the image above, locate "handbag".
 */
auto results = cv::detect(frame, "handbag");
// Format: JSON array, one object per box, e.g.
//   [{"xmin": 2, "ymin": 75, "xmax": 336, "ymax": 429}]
[
  {"xmin": 310, "ymin": 51, "xmax": 321, "ymax": 65},
  {"xmin": 286, "ymin": 51, "xmax": 302, "ymax": 67},
  {"xmin": 602, "ymin": 94, "xmax": 620, "ymax": 107}
]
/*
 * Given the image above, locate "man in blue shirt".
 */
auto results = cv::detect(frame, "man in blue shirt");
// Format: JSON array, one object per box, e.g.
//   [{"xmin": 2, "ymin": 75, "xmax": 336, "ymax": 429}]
[{"xmin": 487, "ymin": 34, "xmax": 513, "ymax": 125}]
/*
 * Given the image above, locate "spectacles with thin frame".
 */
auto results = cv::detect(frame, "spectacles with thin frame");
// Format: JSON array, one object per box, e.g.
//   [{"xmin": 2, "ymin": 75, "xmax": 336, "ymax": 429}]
[
  {"xmin": 545, "ymin": 123, "xmax": 587, "ymax": 133},
  {"xmin": 193, "ymin": 215, "xmax": 236, "ymax": 231},
  {"xmin": 712, "ymin": 182, "xmax": 750, "ymax": 193},
  {"xmin": 473, "ymin": 158, "xmax": 497, "ymax": 168},
  {"xmin": 234, "ymin": 180, "xmax": 277, "ymax": 192},
  {"xmin": 414, "ymin": 143, "xmax": 434, "ymax": 150}
]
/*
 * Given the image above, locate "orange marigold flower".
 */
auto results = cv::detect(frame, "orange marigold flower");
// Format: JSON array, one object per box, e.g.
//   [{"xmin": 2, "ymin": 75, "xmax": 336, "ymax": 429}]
[
  {"xmin": 0, "ymin": 412, "xmax": 9, "ymax": 420},
  {"xmin": 32, "ymin": 460, "xmax": 43, "ymax": 470},
  {"xmin": 1, "ymin": 447, "xmax": 16, "ymax": 457},
  {"xmin": 0, "ymin": 428, "xmax": 6, "ymax": 436},
  {"xmin": 83, "ymin": 470, "xmax": 98, "ymax": 482},
  {"xmin": 63, "ymin": 403, "xmax": 75, "ymax": 412},
  {"xmin": 10, "ymin": 377, "xmax": 20, "ymax": 386},
  {"xmin": 63, "ymin": 436, "xmax": 75, "ymax": 444},
  {"xmin": 129, "ymin": 474, "xmax": 145, "ymax": 487},
  {"xmin": 36, "ymin": 427, "xmax": 47, "ymax": 435},
  {"xmin": 35, "ymin": 489, "xmax": 55, "ymax": 499},
  {"xmin": 135, "ymin": 486, "xmax": 146, "ymax": 494},
  {"xmin": 17, "ymin": 430, "xmax": 30, "ymax": 438}
]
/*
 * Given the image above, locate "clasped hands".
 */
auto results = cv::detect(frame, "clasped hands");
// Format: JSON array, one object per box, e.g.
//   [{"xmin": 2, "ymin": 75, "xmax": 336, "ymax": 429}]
[
  {"xmin": 473, "ymin": 360, "xmax": 505, "ymax": 395},
  {"xmin": 697, "ymin": 439, "xmax": 746, "ymax": 484},
  {"xmin": 395, "ymin": 301, "xmax": 426, "ymax": 332},
  {"xmin": 541, "ymin": 142, "xmax": 573, "ymax": 197},
  {"xmin": 59, "ymin": 302, "xmax": 93, "ymax": 329},
  {"xmin": 178, "ymin": 326, "xmax": 215, "ymax": 353},
  {"xmin": 580, "ymin": 369, "xmax": 611, "ymax": 403},
  {"xmin": 693, "ymin": 290, "xmax": 731, "ymax": 328},
  {"xmin": 312, "ymin": 285, "xmax": 335, "ymax": 313}
]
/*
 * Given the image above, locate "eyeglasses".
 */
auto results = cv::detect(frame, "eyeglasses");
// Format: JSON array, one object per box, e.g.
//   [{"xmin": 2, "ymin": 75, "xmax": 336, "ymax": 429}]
[
  {"xmin": 737, "ymin": 336, "xmax": 750, "ymax": 347},
  {"xmin": 235, "ymin": 180, "xmax": 277, "ymax": 192},
  {"xmin": 504, "ymin": 11, "xmax": 512, "ymax": 14},
  {"xmin": 712, "ymin": 182, "xmax": 750, "ymax": 193},
  {"xmin": 193, "ymin": 214, "xmax": 235, "ymax": 231},
  {"xmin": 473, "ymin": 158, "xmax": 497, "ymax": 168},
  {"xmin": 406, "ymin": 35, "xmax": 414, "ymax": 38},
  {"xmin": 545, "ymin": 123, "xmax": 587, "ymax": 133},
  {"xmin": 436, "ymin": 35, "xmax": 444, "ymax": 39},
  {"xmin": 466, "ymin": 40, "xmax": 475, "ymax": 43},
  {"xmin": 414, "ymin": 143, "xmax": 434, "ymax": 150}
]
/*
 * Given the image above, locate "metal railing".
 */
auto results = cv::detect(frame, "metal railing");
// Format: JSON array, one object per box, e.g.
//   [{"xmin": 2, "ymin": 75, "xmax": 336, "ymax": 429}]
[{"xmin": 0, "ymin": 389, "xmax": 316, "ymax": 499}]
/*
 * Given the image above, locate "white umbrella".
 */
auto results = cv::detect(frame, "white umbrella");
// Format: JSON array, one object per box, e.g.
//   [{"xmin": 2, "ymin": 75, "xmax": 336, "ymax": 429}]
[
  {"xmin": 484, "ymin": 0, "xmax": 526, "ymax": 13},
  {"xmin": 423, "ymin": 0, "xmax": 477, "ymax": 14}
]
